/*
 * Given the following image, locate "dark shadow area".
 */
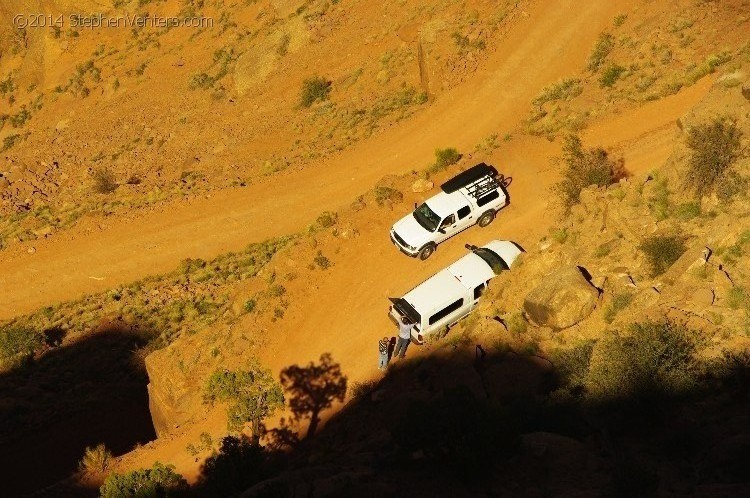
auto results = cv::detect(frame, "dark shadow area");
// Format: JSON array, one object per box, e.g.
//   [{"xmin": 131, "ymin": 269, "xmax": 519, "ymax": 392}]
[
  {"xmin": 194, "ymin": 345, "xmax": 750, "ymax": 497},
  {"xmin": 0, "ymin": 325, "xmax": 156, "ymax": 497}
]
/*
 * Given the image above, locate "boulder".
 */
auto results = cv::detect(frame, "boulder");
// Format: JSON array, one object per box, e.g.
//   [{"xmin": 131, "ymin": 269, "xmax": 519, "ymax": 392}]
[
  {"xmin": 411, "ymin": 178, "xmax": 434, "ymax": 193},
  {"xmin": 523, "ymin": 266, "xmax": 600, "ymax": 329}
]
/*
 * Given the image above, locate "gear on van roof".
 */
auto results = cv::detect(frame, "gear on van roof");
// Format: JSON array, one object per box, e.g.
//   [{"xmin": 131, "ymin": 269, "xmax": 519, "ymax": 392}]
[{"xmin": 440, "ymin": 163, "xmax": 498, "ymax": 194}]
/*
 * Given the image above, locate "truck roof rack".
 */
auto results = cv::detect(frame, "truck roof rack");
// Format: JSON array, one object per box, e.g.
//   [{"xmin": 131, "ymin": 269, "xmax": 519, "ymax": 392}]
[{"xmin": 441, "ymin": 163, "xmax": 500, "ymax": 198}]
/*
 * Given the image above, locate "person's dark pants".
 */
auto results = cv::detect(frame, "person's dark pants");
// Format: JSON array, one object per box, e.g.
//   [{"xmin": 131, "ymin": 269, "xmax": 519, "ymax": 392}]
[{"xmin": 394, "ymin": 336, "xmax": 410, "ymax": 358}]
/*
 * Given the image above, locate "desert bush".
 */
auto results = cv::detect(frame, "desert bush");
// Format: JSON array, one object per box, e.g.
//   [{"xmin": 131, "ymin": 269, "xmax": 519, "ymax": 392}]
[
  {"xmin": 430, "ymin": 147, "xmax": 462, "ymax": 172},
  {"xmin": 603, "ymin": 292, "xmax": 634, "ymax": 323},
  {"xmin": 553, "ymin": 135, "xmax": 622, "ymax": 208},
  {"xmin": 315, "ymin": 211, "xmax": 337, "ymax": 229},
  {"xmin": 79, "ymin": 443, "xmax": 113, "ymax": 476},
  {"xmin": 299, "ymin": 76, "xmax": 331, "ymax": 107},
  {"xmin": 268, "ymin": 284, "xmax": 286, "ymax": 297},
  {"xmin": 373, "ymin": 185, "xmax": 403, "ymax": 206},
  {"xmin": 313, "ymin": 251, "xmax": 331, "ymax": 270},
  {"xmin": 243, "ymin": 298, "xmax": 256, "ymax": 313},
  {"xmin": 93, "ymin": 167, "xmax": 118, "ymax": 194},
  {"xmin": 586, "ymin": 320, "xmax": 704, "ymax": 402},
  {"xmin": 100, "ymin": 462, "xmax": 187, "ymax": 498},
  {"xmin": 189, "ymin": 72, "xmax": 214, "ymax": 90},
  {"xmin": 727, "ymin": 286, "xmax": 748, "ymax": 310},
  {"xmin": 716, "ymin": 170, "xmax": 748, "ymax": 202},
  {"xmin": 599, "ymin": 63, "xmax": 626, "ymax": 87},
  {"xmin": 507, "ymin": 312, "xmax": 528, "ymax": 336},
  {"xmin": 350, "ymin": 379, "xmax": 378, "ymax": 399},
  {"xmin": 587, "ymin": 32, "xmax": 615, "ymax": 71},
  {"xmin": 684, "ymin": 118, "xmax": 742, "ymax": 197},
  {"xmin": 0, "ymin": 325, "xmax": 44, "ymax": 370},
  {"xmin": 639, "ymin": 235, "xmax": 686, "ymax": 277}
]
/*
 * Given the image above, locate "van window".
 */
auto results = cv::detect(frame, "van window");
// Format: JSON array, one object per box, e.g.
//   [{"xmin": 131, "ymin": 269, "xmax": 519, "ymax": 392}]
[
  {"xmin": 476, "ymin": 190, "xmax": 500, "ymax": 207},
  {"xmin": 429, "ymin": 298, "xmax": 464, "ymax": 325},
  {"xmin": 457, "ymin": 206, "xmax": 471, "ymax": 219},
  {"xmin": 474, "ymin": 283, "xmax": 486, "ymax": 300}
]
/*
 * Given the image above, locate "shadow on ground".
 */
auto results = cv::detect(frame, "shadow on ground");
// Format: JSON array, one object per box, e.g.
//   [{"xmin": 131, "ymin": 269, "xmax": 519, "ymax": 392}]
[{"xmin": 0, "ymin": 324, "xmax": 155, "ymax": 497}]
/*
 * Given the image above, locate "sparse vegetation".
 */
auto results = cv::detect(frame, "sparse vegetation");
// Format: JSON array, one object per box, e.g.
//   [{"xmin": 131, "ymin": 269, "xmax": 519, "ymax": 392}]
[
  {"xmin": 639, "ymin": 235, "xmax": 687, "ymax": 277},
  {"xmin": 313, "ymin": 250, "xmax": 331, "ymax": 270},
  {"xmin": 315, "ymin": 211, "xmax": 338, "ymax": 229},
  {"xmin": 532, "ymin": 78, "xmax": 583, "ymax": 107},
  {"xmin": 553, "ymin": 135, "xmax": 622, "ymax": 208},
  {"xmin": 684, "ymin": 118, "xmax": 743, "ymax": 197},
  {"xmin": 599, "ymin": 63, "xmax": 626, "ymax": 87},
  {"xmin": 587, "ymin": 32, "xmax": 615, "ymax": 72},
  {"xmin": 603, "ymin": 292, "xmax": 634, "ymax": 323},
  {"xmin": 299, "ymin": 76, "xmax": 331, "ymax": 108}
]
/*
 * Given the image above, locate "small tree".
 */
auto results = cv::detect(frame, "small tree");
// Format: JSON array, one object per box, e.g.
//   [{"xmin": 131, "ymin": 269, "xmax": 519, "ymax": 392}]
[
  {"xmin": 280, "ymin": 353, "xmax": 347, "ymax": 439},
  {"xmin": 79, "ymin": 443, "xmax": 113, "ymax": 476},
  {"xmin": 553, "ymin": 135, "xmax": 622, "ymax": 208},
  {"xmin": 684, "ymin": 118, "xmax": 742, "ymax": 197},
  {"xmin": 204, "ymin": 361, "xmax": 284, "ymax": 441}
]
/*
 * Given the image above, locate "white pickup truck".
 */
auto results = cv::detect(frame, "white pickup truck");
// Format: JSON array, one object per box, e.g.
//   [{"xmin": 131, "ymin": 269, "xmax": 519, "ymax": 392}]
[{"xmin": 390, "ymin": 163, "xmax": 510, "ymax": 260}]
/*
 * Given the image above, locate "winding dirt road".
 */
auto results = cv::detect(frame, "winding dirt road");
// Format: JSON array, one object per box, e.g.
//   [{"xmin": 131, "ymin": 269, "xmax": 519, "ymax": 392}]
[{"xmin": 0, "ymin": 0, "xmax": 635, "ymax": 320}]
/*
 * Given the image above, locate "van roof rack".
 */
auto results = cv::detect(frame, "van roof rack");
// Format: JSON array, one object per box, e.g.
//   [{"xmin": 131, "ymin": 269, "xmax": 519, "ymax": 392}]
[
  {"xmin": 440, "ymin": 163, "xmax": 498, "ymax": 194},
  {"xmin": 441, "ymin": 163, "xmax": 500, "ymax": 198}
]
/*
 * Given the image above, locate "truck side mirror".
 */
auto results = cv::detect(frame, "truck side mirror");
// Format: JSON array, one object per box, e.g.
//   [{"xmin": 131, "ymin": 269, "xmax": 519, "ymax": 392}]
[
  {"xmin": 414, "ymin": 202, "xmax": 418, "ymax": 209},
  {"xmin": 438, "ymin": 228, "xmax": 446, "ymax": 234}
]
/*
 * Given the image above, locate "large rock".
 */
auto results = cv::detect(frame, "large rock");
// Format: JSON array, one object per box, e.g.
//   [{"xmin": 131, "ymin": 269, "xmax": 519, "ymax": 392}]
[{"xmin": 523, "ymin": 266, "xmax": 600, "ymax": 329}]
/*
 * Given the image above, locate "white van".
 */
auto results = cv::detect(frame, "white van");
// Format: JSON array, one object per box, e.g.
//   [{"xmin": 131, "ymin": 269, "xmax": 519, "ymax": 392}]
[
  {"xmin": 389, "ymin": 240, "xmax": 522, "ymax": 343},
  {"xmin": 390, "ymin": 163, "xmax": 511, "ymax": 260}
]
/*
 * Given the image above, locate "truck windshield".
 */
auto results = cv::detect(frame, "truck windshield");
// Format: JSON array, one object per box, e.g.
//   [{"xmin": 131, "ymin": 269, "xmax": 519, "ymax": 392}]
[
  {"xmin": 473, "ymin": 248, "xmax": 509, "ymax": 275},
  {"xmin": 394, "ymin": 298, "xmax": 421, "ymax": 325},
  {"xmin": 413, "ymin": 203, "xmax": 441, "ymax": 232}
]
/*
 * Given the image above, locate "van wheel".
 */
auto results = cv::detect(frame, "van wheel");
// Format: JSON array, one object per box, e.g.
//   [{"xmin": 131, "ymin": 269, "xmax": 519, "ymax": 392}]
[
  {"xmin": 477, "ymin": 211, "xmax": 495, "ymax": 227},
  {"xmin": 418, "ymin": 244, "xmax": 436, "ymax": 260}
]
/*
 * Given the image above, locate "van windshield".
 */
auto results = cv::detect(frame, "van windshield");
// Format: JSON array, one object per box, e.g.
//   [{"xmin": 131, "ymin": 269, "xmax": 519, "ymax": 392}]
[
  {"xmin": 393, "ymin": 298, "xmax": 421, "ymax": 325},
  {"xmin": 413, "ymin": 203, "xmax": 441, "ymax": 232},
  {"xmin": 473, "ymin": 248, "xmax": 509, "ymax": 275}
]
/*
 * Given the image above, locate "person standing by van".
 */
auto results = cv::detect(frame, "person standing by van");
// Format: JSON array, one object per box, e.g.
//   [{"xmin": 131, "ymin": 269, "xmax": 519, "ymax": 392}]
[
  {"xmin": 393, "ymin": 316, "xmax": 414, "ymax": 359},
  {"xmin": 378, "ymin": 336, "xmax": 390, "ymax": 371}
]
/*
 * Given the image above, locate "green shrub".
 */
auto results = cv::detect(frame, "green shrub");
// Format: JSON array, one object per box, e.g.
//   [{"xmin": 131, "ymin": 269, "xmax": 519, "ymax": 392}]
[
  {"xmin": 313, "ymin": 251, "xmax": 331, "ymax": 270},
  {"xmin": 639, "ymin": 235, "xmax": 686, "ymax": 277},
  {"xmin": 299, "ymin": 76, "xmax": 331, "ymax": 107},
  {"xmin": 684, "ymin": 118, "xmax": 742, "ymax": 197},
  {"xmin": 551, "ymin": 340, "xmax": 595, "ymax": 394},
  {"xmin": 603, "ymin": 292, "xmax": 634, "ymax": 323},
  {"xmin": 587, "ymin": 32, "xmax": 615, "ymax": 71},
  {"xmin": 599, "ymin": 64, "xmax": 626, "ymax": 87},
  {"xmin": 716, "ymin": 170, "xmax": 748, "ymax": 202},
  {"xmin": 78, "ymin": 443, "xmax": 113, "ymax": 476},
  {"xmin": 268, "ymin": 284, "xmax": 286, "ymax": 298},
  {"xmin": 315, "ymin": 211, "xmax": 337, "ymax": 229},
  {"xmin": 586, "ymin": 320, "xmax": 703, "ymax": 401},
  {"xmin": 0, "ymin": 326, "xmax": 44, "ymax": 370},
  {"xmin": 553, "ymin": 135, "xmax": 622, "ymax": 208},
  {"xmin": 373, "ymin": 185, "xmax": 403, "ymax": 206},
  {"xmin": 100, "ymin": 462, "xmax": 187, "ymax": 497},
  {"xmin": 243, "ymin": 298, "xmax": 256, "ymax": 313},
  {"xmin": 93, "ymin": 167, "xmax": 118, "ymax": 194},
  {"xmin": 189, "ymin": 72, "xmax": 214, "ymax": 89},
  {"xmin": 507, "ymin": 312, "xmax": 528, "ymax": 336},
  {"xmin": 430, "ymin": 147, "xmax": 462, "ymax": 172}
]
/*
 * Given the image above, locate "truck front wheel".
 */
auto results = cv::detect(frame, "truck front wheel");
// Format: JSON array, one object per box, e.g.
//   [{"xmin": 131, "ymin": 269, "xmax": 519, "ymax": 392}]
[
  {"xmin": 477, "ymin": 211, "xmax": 495, "ymax": 227},
  {"xmin": 418, "ymin": 244, "xmax": 436, "ymax": 260}
]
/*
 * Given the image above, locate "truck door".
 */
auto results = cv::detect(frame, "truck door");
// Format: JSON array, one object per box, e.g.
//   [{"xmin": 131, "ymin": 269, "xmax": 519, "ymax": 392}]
[
  {"xmin": 471, "ymin": 282, "xmax": 487, "ymax": 310},
  {"xmin": 436, "ymin": 214, "xmax": 457, "ymax": 242}
]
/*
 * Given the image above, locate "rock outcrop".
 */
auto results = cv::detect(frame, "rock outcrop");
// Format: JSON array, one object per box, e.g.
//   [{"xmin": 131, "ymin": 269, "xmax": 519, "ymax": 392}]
[{"xmin": 523, "ymin": 266, "xmax": 600, "ymax": 329}]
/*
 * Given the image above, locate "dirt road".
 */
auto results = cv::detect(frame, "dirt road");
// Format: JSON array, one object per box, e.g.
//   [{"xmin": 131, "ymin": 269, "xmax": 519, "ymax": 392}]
[{"xmin": 0, "ymin": 0, "xmax": 635, "ymax": 320}]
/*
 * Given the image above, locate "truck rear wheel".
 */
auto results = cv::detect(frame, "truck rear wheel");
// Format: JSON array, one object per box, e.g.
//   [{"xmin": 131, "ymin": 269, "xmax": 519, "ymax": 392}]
[
  {"xmin": 477, "ymin": 211, "xmax": 495, "ymax": 227},
  {"xmin": 418, "ymin": 244, "xmax": 436, "ymax": 260}
]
